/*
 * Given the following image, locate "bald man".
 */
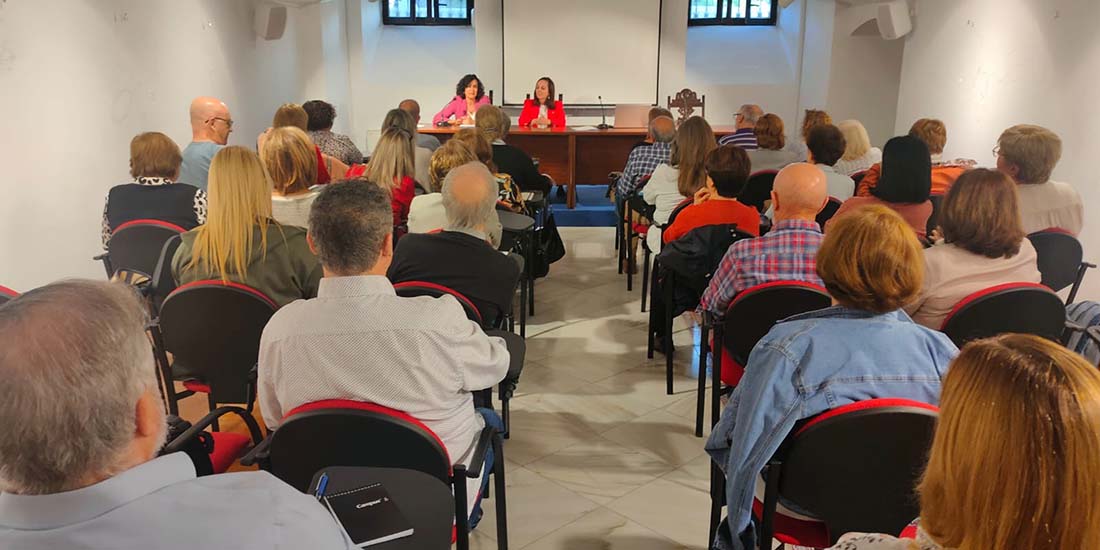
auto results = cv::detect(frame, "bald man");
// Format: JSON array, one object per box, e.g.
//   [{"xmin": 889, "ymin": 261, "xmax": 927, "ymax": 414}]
[
  {"xmin": 718, "ymin": 103, "xmax": 763, "ymax": 150},
  {"xmin": 699, "ymin": 163, "xmax": 828, "ymax": 317},
  {"xmin": 399, "ymin": 99, "xmax": 441, "ymax": 152},
  {"xmin": 179, "ymin": 96, "xmax": 232, "ymax": 190},
  {"xmin": 615, "ymin": 115, "xmax": 675, "ymax": 198}
]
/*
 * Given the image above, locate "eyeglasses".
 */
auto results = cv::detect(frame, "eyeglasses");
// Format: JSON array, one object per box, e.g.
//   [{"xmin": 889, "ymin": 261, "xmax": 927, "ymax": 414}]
[
  {"xmin": 208, "ymin": 117, "xmax": 234, "ymax": 128},
  {"xmin": 991, "ymin": 145, "xmax": 1000, "ymax": 157}
]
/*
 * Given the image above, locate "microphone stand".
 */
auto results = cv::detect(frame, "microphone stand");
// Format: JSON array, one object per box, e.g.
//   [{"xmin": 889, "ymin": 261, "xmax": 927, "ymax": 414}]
[{"xmin": 597, "ymin": 95, "xmax": 611, "ymax": 130}]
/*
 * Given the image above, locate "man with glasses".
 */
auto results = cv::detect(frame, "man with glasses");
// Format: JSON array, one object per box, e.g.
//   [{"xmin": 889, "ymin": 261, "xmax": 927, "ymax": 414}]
[{"xmin": 179, "ymin": 96, "xmax": 233, "ymax": 190}]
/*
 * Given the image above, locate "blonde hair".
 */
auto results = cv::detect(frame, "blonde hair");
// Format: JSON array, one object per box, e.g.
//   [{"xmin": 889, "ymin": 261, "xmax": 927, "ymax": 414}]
[
  {"xmin": 260, "ymin": 126, "xmax": 318, "ymax": 194},
  {"xmin": 801, "ymin": 109, "xmax": 832, "ymax": 141},
  {"xmin": 755, "ymin": 114, "xmax": 786, "ymax": 151},
  {"xmin": 997, "ymin": 124, "xmax": 1063, "ymax": 184},
  {"xmin": 429, "ymin": 140, "xmax": 477, "ymax": 192},
  {"xmin": 919, "ymin": 334, "xmax": 1100, "ymax": 550},
  {"xmin": 130, "ymin": 132, "xmax": 182, "ymax": 180},
  {"xmin": 838, "ymin": 120, "xmax": 871, "ymax": 161},
  {"xmin": 272, "ymin": 103, "xmax": 309, "ymax": 131},
  {"xmin": 364, "ymin": 126, "xmax": 415, "ymax": 191},
  {"xmin": 909, "ymin": 118, "xmax": 948, "ymax": 155},
  {"xmin": 670, "ymin": 116, "xmax": 717, "ymax": 197},
  {"xmin": 451, "ymin": 128, "xmax": 495, "ymax": 172},
  {"xmin": 816, "ymin": 205, "xmax": 923, "ymax": 313},
  {"xmin": 474, "ymin": 105, "xmax": 509, "ymax": 142},
  {"xmin": 185, "ymin": 146, "xmax": 274, "ymax": 282}
]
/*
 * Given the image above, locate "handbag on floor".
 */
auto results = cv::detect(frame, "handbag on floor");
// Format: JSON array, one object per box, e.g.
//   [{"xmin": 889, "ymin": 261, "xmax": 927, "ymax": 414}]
[{"xmin": 530, "ymin": 210, "xmax": 565, "ymax": 279}]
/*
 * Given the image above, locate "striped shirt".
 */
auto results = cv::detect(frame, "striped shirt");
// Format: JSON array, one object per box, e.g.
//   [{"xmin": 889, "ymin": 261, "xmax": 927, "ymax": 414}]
[
  {"xmin": 717, "ymin": 127, "xmax": 758, "ymax": 150},
  {"xmin": 699, "ymin": 219, "xmax": 824, "ymax": 316},
  {"xmin": 616, "ymin": 141, "xmax": 672, "ymax": 197}
]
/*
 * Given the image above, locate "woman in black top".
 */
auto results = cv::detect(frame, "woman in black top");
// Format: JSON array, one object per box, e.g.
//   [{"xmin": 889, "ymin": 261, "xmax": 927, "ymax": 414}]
[
  {"xmin": 101, "ymin": 132, "xmax": 206, "ymax": 248},
  {"xmin": 474, "ymin": 105, "xmax": 551, "ymax": 195}
]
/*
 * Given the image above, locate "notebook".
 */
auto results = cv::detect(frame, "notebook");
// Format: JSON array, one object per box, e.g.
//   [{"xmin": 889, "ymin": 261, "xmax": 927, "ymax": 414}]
[{"xmin": 322, "ymin": 483, "xmax": 415, "ymax": 547}]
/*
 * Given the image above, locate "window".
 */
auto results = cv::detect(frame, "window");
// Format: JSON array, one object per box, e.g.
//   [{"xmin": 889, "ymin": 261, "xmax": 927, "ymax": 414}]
[
  {"xmin": 688, "ymin": 0, "xmax": 778, "ymax": 26},
  {"xmin": 383, "ymin": 0, "xmax": 472, "ymax": 26}
]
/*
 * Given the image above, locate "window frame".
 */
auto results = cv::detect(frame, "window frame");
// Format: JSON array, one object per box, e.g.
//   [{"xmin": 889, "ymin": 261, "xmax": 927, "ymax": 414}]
[
  {"xmin": 688, "ymin": 0, "xmax": 779, "ymax": 27},
  {"xmin": 382, "ymin": 0, "xmax": 473, "ymax": 26}
]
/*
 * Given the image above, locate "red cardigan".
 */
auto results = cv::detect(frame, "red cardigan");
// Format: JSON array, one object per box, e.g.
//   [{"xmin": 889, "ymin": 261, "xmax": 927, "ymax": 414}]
[{"xmin": 518, "ymin": 99, "xmax": 566, "ymax": 128}]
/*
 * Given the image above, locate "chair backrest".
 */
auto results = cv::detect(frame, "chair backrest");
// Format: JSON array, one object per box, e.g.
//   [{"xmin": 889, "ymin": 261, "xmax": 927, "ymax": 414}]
[
  {"xmin": 777, "ymin": 398, "xmax": 939, "ymax": 545},
  {"xmin": 394, "ymin": 281, "xmax": 484, "ymax": 326},
  {"xmin": 665, "ymin": 198, "xmax": 693, "ymax": 227},
  {"xmin": 1028, "ymin": 229, "xmax": 1084, "ymax": 292},
  {"xmin": 270, "ymin": 399, "xmax": 452, "ymax": 492},
  {"xmin": 925, "ymin": 194, "xmax": 945, "ymax": 239},
  {"xmin": 107, "ymin": 219, "xmax": 186, "ymax": 279},
  {"xmin": 524, "ymin": 93, "xmax": 564, "ymax": 102},
  {"xmin": 815, "ymin": 196, "xmax": 843, "ymax": 227},
  {"xmin": 739, "ymin": 171, "xmax": 779, "ymax": 213},
  {"xmin": 667, "ymin": 88, "xmax": 705, "ymax": 124},
  {"xmin": 721, "ymin": 281, "xmax": 831, "ymax": 366},
  {"xmin": 940, "ymin": 282, "xmax": 1066, "ymax": 346},
  {"xmin": 851, "ymin": 170, "xmax": 867, "ymax": 187},
  {"xmin": 157, "ymin": 281, "xmax": 277, "ymax": 403},
  {"xmin": 0, "ymin": 285, "xmax": 18, "ymax": 306}
]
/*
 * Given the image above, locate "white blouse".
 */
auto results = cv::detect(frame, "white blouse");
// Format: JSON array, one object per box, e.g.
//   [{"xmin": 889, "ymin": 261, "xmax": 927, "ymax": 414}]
[{"xmin": 834, "ymin": 147, "xmax": 883, "ymax": 176}]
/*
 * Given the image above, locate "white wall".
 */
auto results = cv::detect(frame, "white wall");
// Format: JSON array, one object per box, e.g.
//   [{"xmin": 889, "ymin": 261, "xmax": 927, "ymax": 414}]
[
  {"xmin": 894, "ymin": 0, "xmax": 1099, "ymax": 299},
  {"xmin": 0, "ymin": 0, "xmax": 315, "ymax": 292}
]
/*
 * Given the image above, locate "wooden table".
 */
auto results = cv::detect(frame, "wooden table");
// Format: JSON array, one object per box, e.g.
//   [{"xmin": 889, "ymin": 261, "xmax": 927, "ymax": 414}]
[{"xmin": 421, "ymin": 126, "xmax": 738, "ymax": 208}]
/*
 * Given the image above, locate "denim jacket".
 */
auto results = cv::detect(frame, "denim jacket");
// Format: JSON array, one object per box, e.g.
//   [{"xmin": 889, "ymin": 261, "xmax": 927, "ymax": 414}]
[{"xmin": 704, "ymin": 306, "xmax": 958, "ymax": 550}]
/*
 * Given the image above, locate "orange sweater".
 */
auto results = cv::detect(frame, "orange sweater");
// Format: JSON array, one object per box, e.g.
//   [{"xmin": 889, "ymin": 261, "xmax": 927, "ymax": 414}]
[
  {"xmin": 854, "ymin": 161, "xmax": 972, "ymax": 197},
  {"xmin": 662, "ymin": 199, "xmax": 760, "ymax": 243}
]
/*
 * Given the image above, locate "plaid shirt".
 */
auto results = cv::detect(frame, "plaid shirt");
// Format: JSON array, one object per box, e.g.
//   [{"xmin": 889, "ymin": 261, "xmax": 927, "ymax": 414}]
[
  {"xmin": 699, "ymin": 219, "xmax": 825, "ymax": 316},
  {"xmin": 616, "ymin": 141, "xmax": 671, "ymax": 197}
]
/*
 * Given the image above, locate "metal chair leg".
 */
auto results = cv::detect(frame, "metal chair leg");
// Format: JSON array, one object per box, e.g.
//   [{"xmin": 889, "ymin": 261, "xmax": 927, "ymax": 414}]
[
  {"xmin": 641, "ymin": 247, "xmax": 650, "ymax": 312},
  {"xmin": 664, "ymin": 275, "xmax": 675, "ymax": 395},
  {"xmin": 695, "ymin": 322, "xmax": 709, "ymax": 437},
  {"xmin": 627, "ymin": 228, "xmax": 635, "ymax": 291},
  {"xmin": 493, "ymin": 435, "xmax": 509, "ymax": 550},
  {"xmin": 708, "ymin": 462, "xmax": 726, "ymax": 548}
]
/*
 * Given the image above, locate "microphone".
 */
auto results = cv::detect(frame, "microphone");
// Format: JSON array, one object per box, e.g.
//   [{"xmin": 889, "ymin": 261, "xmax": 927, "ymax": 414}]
[{"xmin": 597, "ymin": 95, "xmax": 611, "ymax": 130}]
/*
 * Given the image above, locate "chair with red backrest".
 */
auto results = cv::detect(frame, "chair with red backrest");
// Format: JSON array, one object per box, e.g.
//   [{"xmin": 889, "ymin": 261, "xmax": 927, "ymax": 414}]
[
  {"xmin": 739, "ymin": 171, "xmax": 779, "ymax": 213},
  {"xmin": 619, "ymin": 175, "xmax": 654, "ymax": 284},
  {"xmin": 1028, "ymin": 229, "xmax": 1095, "ymax": 305},
  {"xmin": 814, "ymin": 197, "xmax": 843, "ymax": 228},
  {"xmin": 95, "ymin": 219, "xmax": 186, "ymax": 279},
  {"xmin": 708, "ymin": 399, "xmax": 938, "ymax": 549},
  {"xmin": 160, "ymin": 406, "xmax": 264, "ymax": 475},
  {"xmin": 850, "ymin": 170, "xmax": 867, "ymax": 190},
  {"xmin": 0, "ymin": 285, "xmax": 18, "ymax": 306},
  {"xmin": 239, "ymin": 399, "xmax": 508, "ymax": 550},
  {"xmin": 149, "ymin": 281, "xmax": 277, "ymax": 421},
  {"xmin": 940, "ymin": 282, "xmax": 1067, "ymax": 347},
  {"xmin": 697, "ymin": 282, "xmax": 831, "ymax": 437}
]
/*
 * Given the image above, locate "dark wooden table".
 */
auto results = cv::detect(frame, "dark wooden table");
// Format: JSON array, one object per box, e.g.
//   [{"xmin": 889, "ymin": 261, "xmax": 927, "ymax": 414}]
[{"xmin": 421, "ymin": 125, "xmax": 738, "ymax": 208}]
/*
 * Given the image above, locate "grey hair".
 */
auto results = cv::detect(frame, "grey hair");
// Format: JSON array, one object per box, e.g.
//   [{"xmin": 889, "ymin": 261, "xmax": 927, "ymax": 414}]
[
  {"xmin": 650, "ymin": 116, "xmax": 676, "ymax": 143},
  {"xmin": 442, "ymin": 161, "xmax": 498, "ymax": 230},
  {"xmin": 309, "ymin": 180, "xmax": 394, "ymax": 275},
  {"xmin": 0, "ymin": 280, "xmax": 158, "ymax": 494},
  {"xmin": 738, "ymin": 104, "xmax": 763, "ymax": 125}
]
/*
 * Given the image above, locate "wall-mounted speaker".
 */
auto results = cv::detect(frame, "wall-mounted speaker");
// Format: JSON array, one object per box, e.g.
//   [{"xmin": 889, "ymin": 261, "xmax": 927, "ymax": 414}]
[
  {"xmin": 876, "ymin": 1, "xmax": 912, "ymax": 40},
  {"xmin": 254, "ymin": 3, "xmax": 288, "ymax": 40}
]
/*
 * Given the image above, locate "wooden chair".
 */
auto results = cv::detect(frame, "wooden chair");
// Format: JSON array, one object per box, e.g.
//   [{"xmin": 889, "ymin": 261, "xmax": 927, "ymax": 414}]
[
  {"xmin": 524, "ymin": 93, "xmax": 564, "ymax": 103},
  {"xmin": 668, "ymin": 88, "xmax": 705, "ymax": 124}
]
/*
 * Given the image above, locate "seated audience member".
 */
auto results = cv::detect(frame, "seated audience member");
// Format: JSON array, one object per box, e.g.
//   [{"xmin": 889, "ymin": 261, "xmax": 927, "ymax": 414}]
[
  {"xmin": 259, "ymin": 181, "xmax": 511, "ymax": 520},
  {"xmin": 389, "ymin": 162, "xmax": 521, "ymax": 327},
  {"xmin": 179, "ymin": 96, "xmax": 231, "ymax": 190},
  {"xmin": 270, "ymin": 103, "xmax": 348, "ymax": 185},
  {"xmin": 102, "ymin": 132, "xmax": 205, "ymax": 248},
  {"xmin": 399, "ymin": 98, "xmax": 441, "ymax": 151},
  {"xmin": 348, "ymin": 126, "xmax": 417, "ymax": 229},
  {"xmin": 857, "ymin": 118, "xmax": 975, "ymax": 196},
  {"xmin": 905, "ymin": 169, "xmax": 1041, "ymax": 329},
  {"xmin": 303, "ymin": 99, "xmax": 363, "ymax": 165},
  {"xmin": 995, "ymin": 124, "xmax": 1083, "ymax": 235},
  {"xmin": 706, "ymin": 205, "xmax": 957, "ymax": 550},
  {"xmin": 408, "ymin": 140, "xmax": 503, "ymax": 247},
  {"xmin": 829, "ymin": 135, "xmax": 933, "ymax": 239},
  {"xmin": 832, "ymin": 334, "xmax": 1100, "ymax": 550},
  {"xmin": 791, "ymin": 109, "xmax": 832, "ymax": 161},
  {"xmin": 476, "ymin": 104, "xmax": 551, "ymax": 194},
  {"xmin": 806, "ymin": 123, "xmax": 855, "ymax": 200},
  {"xmin": 382, "ymin": 108, "xmax": 432, "ymax": 191},
  {"xmin": 433, "ymin": 73, "xmax": 491, "ymax": 126},
  {"xmin": 615, "ymin": 115, "xmax": 676, "ymax": 198},
  {"xmin": 833, "ymin": 119, "xmax": 882, "ymax": 176},
  {"xmin": 698, "ymin": 163, "xmax": 827, "ymax": 317},
  {"xmin": 745, "ymin": 113, "xmax": 798, "ymax": 173},
  {"xmin": 172, "ymin": 146, "xmax": 321, "ymax": 307},
  {"xmin": 662, "ymin": 145, "xmax": 760, "ymax": 243},
  {"xmin": 718, "ymin": 104, "xmax": 763, "ymax": 149},
  {"xmin": 628, "ymin": 107, "xmax": 675, "ymax": 152},
  {"xmin": 0, "ymin": 280, "xmax": 351, "ymax": 549},
  {"xmin": 260, "ymin": 126, "xmax": 320, "ymax": 228},
  {"xmin": 518, "ymin": 76, "xmax": 566, "ymax": 129},
  {"xmin": 450, "ymin": 127, "xmax": 523, "ymax": 210},
  {"xmin": 643, "ymin": 116, "xmax": 717, "ymax": 249}
]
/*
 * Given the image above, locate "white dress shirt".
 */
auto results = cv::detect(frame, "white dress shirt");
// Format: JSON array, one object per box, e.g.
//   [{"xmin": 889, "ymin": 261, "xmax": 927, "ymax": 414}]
[
  {"xmin": 1016, "ymin": 180, "xmax": 1084, "ymax": 236},
  {"xmin": 258, "ymin": 275, "xmax": 510, "ymax": 466},
  {"xmin": 0, "ymin": 453, "xmax": 351, "ymax": 549},
  {"xmin": 820, "ymin": 164, "xmax": 855, "ymax": 201}
]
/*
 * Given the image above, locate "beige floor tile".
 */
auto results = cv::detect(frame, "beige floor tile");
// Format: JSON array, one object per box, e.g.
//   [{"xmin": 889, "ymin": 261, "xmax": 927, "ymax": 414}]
[
  {"xmin": 605, "ymin": 477, "xmax": 713, "ymax": 549},
  {"xmin": 526, "ymin": 436, "xmax": 676, "ymax": 505},
  {"xmin": 523, "ymin": 507, "xmax": 695, "ymax": 550},
  {"xmin": 503, "ymin": 407, "xmax": 606, "ymax": 465},
  {"xmin": 472, "ymin": 466, "xmax": 602, "ymax": 549},
  {"xmin": 599, "ymin": 409, "xmax": 709, "ymax": 467}
]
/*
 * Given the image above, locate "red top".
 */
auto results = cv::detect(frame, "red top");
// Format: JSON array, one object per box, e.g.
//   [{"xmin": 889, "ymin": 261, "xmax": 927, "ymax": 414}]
[
  {"xmin": 518, "ymin": 99, "xmax": 566, "ymax": 128},
  {"xmin": 314, "ymin": 146, "xmax": 331, "ymax": 184},
  {"xmin": 663, "ymin": 199, "xmax": 760, "ymax": 243},
  {"xmin": 343, "ymin": 166, "xmax": 415, "ymax": 227}
]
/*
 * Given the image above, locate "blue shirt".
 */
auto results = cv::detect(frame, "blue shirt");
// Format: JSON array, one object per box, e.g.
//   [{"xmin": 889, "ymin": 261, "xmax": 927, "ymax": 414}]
[
  {"xmin": 718, "ymin": 127, "xmax": 758, "ymax": 150},
  {"xmin": 616, "ymin": 141, "xmax": 672, "ymax": 197},
  {"xmin": 0, "ymin": 453, "xmax": 353, "ymax": 549},
  {"xmin": 179, "ymin": 141, "xmax": 224, "ymax": 190},
  {"xmin": 704, "ymin": 306, "xmax": 957, "ymax": 550}
]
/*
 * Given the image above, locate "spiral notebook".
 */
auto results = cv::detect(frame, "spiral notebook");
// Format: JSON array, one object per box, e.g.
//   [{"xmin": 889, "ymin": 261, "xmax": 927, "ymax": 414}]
[{"xmin": 322, "ymin": 483, "xmax": 415, "ymax": 547}]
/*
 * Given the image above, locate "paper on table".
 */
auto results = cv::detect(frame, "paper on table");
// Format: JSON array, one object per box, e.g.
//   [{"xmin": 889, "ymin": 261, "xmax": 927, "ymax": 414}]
[
  {"xmin": 459, "ymin": 124, "xmax": 475, "ymax": 128},
  {"xmin": 572, "ymin": 125, "xmax": 599, "ymax": 131}
]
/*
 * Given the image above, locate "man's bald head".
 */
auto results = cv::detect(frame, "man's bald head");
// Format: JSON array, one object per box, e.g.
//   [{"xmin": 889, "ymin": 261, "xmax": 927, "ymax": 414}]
[
  {"xmin": 772, "ymin": 163, "xmax": 828, "ymax": 220},
  {"xmin": 188, "ymin": 96, "xmax": 231, "ymax": 144},
  {"xmin": 399, "ymin": 99, "xmax": 421, "ymax": 122},
  {"xmin": 650, "ymin": 116, "xmax": 676, "ymax": 143},
  {"xmin": 736, "ymin": 104, "xmax": 763, "ymax": 128},
  {"xmin": 442, "ymin": 162, "xmax": 497, "ymax": 232}
]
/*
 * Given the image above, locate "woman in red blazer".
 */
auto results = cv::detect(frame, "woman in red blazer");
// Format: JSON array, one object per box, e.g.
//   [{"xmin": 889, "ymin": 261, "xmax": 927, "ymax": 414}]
[{"xmin": 518, "ymin": 77, "xmax": 567, "ymax": 129}]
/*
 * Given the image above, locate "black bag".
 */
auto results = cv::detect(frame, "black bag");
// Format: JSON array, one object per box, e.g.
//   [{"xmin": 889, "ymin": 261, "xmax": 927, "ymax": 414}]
[
  {"xmin": 161, "ymin": 415, "xmax": 215, "ymax": 476},
  {"xmin": 531, "ymin": 211, "xmax": 566, "ymax": 279}
]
